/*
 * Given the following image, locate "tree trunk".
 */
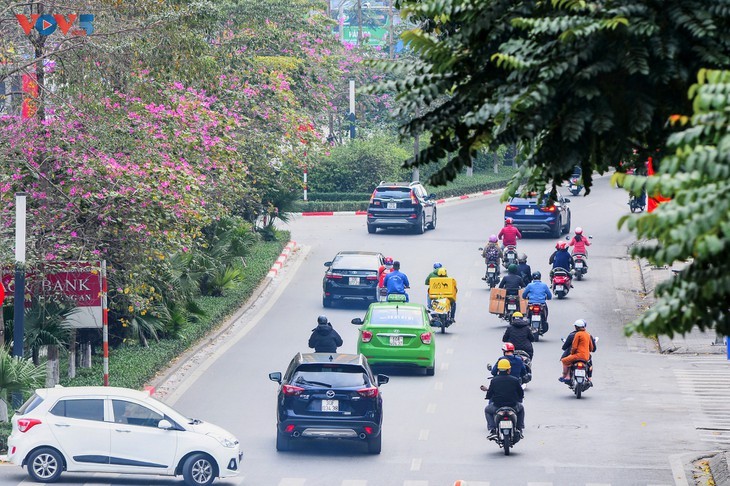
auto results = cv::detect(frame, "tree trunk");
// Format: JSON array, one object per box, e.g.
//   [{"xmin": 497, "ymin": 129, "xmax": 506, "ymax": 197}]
[
  {"xmin": 493, "ymin": 152, "xmax": 499, "ymax": 174},
  {"xmin": 68, "ymin": 328, "xmax": 76, "ymax": 379},
  {"xmin": 389, "ymin": 0, "xmax": 395, "ymax": 59},
  {"xmin": 81, "ymin": 341, "xmax": 92, "ymax": 368},
  {"xmin": 32, "ymin": 346, "xmax": 39, "ymax": 366},
  {"xmin": 413, "ymin": 131, "xmax": 420, "ymax": 182},
  {"xmin": 46, "ymin": 345, "xmax": 59, "ymax": 387},
  {"xmin": 467, "ymin": 166, "xmax": 473, "ymax": 177},
  {"xmin": 357, "ymin": 0, "xmax": 363, "ymax": 45}
]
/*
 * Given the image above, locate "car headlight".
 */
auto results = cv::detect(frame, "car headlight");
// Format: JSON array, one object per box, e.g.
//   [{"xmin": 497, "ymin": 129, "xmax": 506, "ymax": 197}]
[{"xmin": 207, "ymin": 433, "xmax": 237, "ymax": 448}]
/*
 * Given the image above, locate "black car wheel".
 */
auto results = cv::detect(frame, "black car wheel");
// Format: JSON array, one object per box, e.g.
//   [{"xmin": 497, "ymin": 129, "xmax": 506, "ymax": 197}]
[
  {"xmin": 550, "ymin": 219, "xmax": 561, "ymax": 238},
  {"xmin": 367, "ymin": 223, "xmax": 377, "ymax": 234},
  {"xmin": 322, "ymin": 296, "xmax": 333, "ymax": 308},
  {"xmin": 27, "ymin": 447, "xmax": 64, "ymax": 483},
  {"xmin": 414, "ymin": 213, "xmax": 425, "ymax": 234},
  {"xmin": 426, "ymin": 359, "xmax": 435, "ymax": 376},
  {"xmin": 367, "ymin": 433, "xmax": 382, "ymax": 454},
  {"xmin": 182, "ymin": 453, "xmax": 216, "ymax": 486},
  {"xmin": 562, "ymin": 212, "xmax": 571, "ymax": 235},
  {"xmin": 427, "ymin": 209, "xmax": 437, "ymax": 230},
  {"xmin": 276, "ymin": 430, "xmax": 291, "ymax": 452}
]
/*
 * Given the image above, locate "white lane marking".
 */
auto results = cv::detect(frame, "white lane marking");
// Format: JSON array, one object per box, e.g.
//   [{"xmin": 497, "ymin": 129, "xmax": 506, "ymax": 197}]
[
  {"xmin": 278, "ymin": 479, "xmax": 307, "ymax": 486},
  {"xmin": 446, "ymin": 348, "xmax": 454, "ymax": 355},
  {"xmin": 418, "ymin": 429, "xmax": 430, "ymax": 441},
  {"xmin": 586, "ymin": 483, "xmax": 612, "ymax": 486},
  {"xmin": 341, "ymin": 480, "xmax": 367, "ymax": 486},
  {"xmin": 527, "ymin": 483, "xmax": 553, "ymax": 486},
  {"xmin": 426, "ymin": 403, "xmax": 437, "ymax": 414},
  {"xmin": 409, "ymin": 458, "xmax": 422, "ymax": 472},
  {"xmin": 440, "ymin": 362, "xmax": 450, "ymax": 370},
  {"xmin": 434, "ymin": 381, "xmax": 444, "ymax": 390},
  {"xmin": 404, "ymin": 481, "xmax": 428, "ymax": 486},
  {"xmin": 164, "ymin": 246, "xmax": 310, "ymax": 405},
  {"xmin": 459, "ymin": 482, "xmax": 490, "ymax": 486}
]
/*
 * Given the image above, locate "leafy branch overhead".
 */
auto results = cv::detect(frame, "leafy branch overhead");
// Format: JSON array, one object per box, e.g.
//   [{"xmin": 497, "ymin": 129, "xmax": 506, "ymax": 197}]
[
  {"xmin": 619, "ymin": 69, "xmax": 730, "ymax": 338},
  {"xmin": 375, "ymin": 0, "xmax": 730, "ymax": 193}
]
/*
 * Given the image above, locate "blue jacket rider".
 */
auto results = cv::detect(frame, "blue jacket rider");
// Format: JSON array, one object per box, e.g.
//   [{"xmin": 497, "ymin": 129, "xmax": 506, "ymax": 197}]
[
  {"xmin": 384, "ymin": 261, "xmax": 410, "ymax": 300},
  {"xmin": 522, "ymin": 277, "xmax": 552, "ymax": 304}
]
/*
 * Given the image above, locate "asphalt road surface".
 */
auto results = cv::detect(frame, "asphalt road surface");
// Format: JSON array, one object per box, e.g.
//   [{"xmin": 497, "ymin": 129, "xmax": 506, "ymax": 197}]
[{"xmin": 0, "ymin": 175, "xmax": 720, "ymax": 485}]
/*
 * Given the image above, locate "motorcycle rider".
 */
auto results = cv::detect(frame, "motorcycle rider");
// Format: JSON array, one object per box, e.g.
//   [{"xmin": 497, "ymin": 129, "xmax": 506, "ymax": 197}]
[
  {"xmin": 521, "ymin": 271, "xmax": 552, "ymax": 330},
  {"xmin": 308, "ymin": 315, "xmax": 343, "ymax": 353},
  {"xmin": 428, "ymin": 267, "xmax": 458, "ymax": 321},
  {"xmin": 498, "ymin": 217, "xmax": 522, "ymax": 249},
  {"xmin": 384, "ymin": 260, "xmax": 410, "ymax": 301},
  {"xmin": 516, "ymin": 253, "xmax": 532, "ymax": 286},
  {"xmin": 498, "ymin": 264, "xmax": 524, "ymax": 315},
  {"xmin": 568, "ymin": 227, "xmax": 591, "ymax": 270},
  {"xmin": 549, "ymin": 241, "xmax": 574, "ymax": 277},
  {"xmin": 480, "ymin": 359, "xmax": 525, "ymax": 439},
  {"xmin": 481, "ymin": 235, "xmax": 503, "ymax": 280},
  {"xmin": 559, "ymin": 319, "xmax": 595, "ymax": 382},
  {"xmin": 561, "ymin": 320, "xmax": 598, "ymax": 380},
  {"xmin": 377, "ymin": 256, "xmax": 395, "ymax": 300},
  {"xmin": 424, "ymin": 262, "xmax": 442, "ymax": 305},
  {"xmin": 490, "ymin": 343, "xmax": 527, "ymax": 382},
  {"xmin": 502, "ymin": 312, "xmax": 535, "ymax": 359}
]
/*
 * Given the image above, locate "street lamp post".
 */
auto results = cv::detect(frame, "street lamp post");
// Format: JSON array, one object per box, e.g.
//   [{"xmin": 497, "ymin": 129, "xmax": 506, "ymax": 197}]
[{"xmin": 12, "ymin": 192, "xmax": 27, "ymax": 407}]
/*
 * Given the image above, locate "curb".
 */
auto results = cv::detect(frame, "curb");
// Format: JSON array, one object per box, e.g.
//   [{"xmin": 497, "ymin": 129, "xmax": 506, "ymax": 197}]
[
  {"xmin": 707, "ymin": 451, "xmax": 730, "ymax": 486},
  {"xmin": 297, "ymin": 188, "xmax": 504, "ymax": 216},
  {"xmin": 267, "ymin": 241, "xmax": 297, "ymax": 278}
]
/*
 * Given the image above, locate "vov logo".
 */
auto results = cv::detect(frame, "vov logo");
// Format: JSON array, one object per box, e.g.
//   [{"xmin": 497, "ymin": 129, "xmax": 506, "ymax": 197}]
[{"xmin": 16, "ymin": 14, "xmax": 94, "ymax": 36}]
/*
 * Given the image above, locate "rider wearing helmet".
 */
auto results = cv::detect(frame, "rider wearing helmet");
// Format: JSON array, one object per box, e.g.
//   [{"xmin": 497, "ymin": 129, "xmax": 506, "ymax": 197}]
[
  {"xmin": 568, "ymin": 226, "xmax": 591, "ymax": 260},
  {"xmin": 308, "ymin": 315, "xmax": 343, "ymax": 353},
  {"xmin": 561, "ymin": 319, "xmax": 598, "ymax": 377},
  {"xmin": 559, "ymin": 319, "xmax": 595, "ymax": 382},
  {"xmin": 424, "ymin": 262, "xmax": 443, "ymax": 306},
  {"xmin": 549, "ymin": 240, "xmax": 574, "ymax": 274},
  {"xmin": 481, "ymin": 235, "xmax": 503, "ymax": 279},
  {"xmin": 502, "ymin": 312, "xmax": 535, "ymax": 359},
  {"xmin": 522, "ymin": 271, "xmax": 552, "ymax": 329},
  {"xmin": 516, "ymin": 253, "xmax": 532, "ymax": 286},
  {"xmin": 490, "ymin": 342, "xmax": 527, "ymax": 379},
  {"xmin": 481, "ymin": 358, "xmax": 525, "ymax": 439},
  {"xmin": 498, "ymin": 217, "xmax": 523, "ymax": 249},
  {"xmin": 428, "ymin": 267, "xmax": 458, "ymax": 321},
  {"xmin": 378, "ymin": 256, "xmax": 395, "ymax": 289},
  {"xmin": 384, "ymin": 261, "xmax": 410, "ymax": 301},
  {"xmin": 499, "ymin": 264, "xmax": 524, "ymax": 298}
]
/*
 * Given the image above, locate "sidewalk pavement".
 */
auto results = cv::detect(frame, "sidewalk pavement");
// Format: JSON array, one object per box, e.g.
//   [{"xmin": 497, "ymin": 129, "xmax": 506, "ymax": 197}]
[{"xmin": 638, "ymin": 258, "xmax": 726, "ymax": 355}]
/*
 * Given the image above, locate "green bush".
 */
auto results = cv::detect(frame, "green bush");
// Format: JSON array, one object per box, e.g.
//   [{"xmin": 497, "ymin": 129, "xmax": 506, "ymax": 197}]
[
  {"xmin": 306, "ymin": 192, "xmax": 372, "ymax": 202},
  {"xmin": 0, "ymin": 421, "xmax": 11, "ymax": 453},
  {"xmin": 293, "ymin": 201, "xmax": 369, "ymax": 212},
  {"xmin": 59, "ymin": 234, "xmax": 288, "ymax": 390}
]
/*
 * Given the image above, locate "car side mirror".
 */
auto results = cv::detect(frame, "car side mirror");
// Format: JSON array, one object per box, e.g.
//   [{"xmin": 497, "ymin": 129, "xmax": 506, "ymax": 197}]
[
  {"xmin": 158, "ymin": 419, "xmax": 173, "ymax": 430},
  {"xmin": 478, "ymin": 247, "xmax": 484, "ymax": 251},
  {"xmin": 589, "ymin": 235, "xmax": 593, "ymax": 239},
  {"xmin": 427, "ymin": 194, "xmax": 436, "ymax": 200},
  {"xmin": 324, "ymin": 261, "xmax": 332, "ymax": 267},
  {"xmin": 377, "ymin": 374, "xmax": 389, "ymax": 385},
  {"xmin": 269, "ymin": 372, "xmax": 282, "ymax": 383},
  {"xmin": 351, "ymin": 318, "xmax": 363, "ymax": 325}
]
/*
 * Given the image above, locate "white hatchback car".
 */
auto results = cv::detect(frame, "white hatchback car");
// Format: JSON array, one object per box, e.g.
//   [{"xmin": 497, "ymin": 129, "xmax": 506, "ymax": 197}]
[{"xmin": 7, "ymin": 386, "xmax": 242, "ymax": 485}]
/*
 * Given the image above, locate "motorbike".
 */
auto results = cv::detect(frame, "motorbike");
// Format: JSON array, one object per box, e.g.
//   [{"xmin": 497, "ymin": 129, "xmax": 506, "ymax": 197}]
[
  {"xmin": 479, "ymin": 248, "xmax": 500, "ymax": 288},
  {"xmin": 572, "ymin": 253, "xmax": 588, "ymax": 280},
  {"xmin": 428, "ymin": 297, "xmax": 453, "ymax": 334},
  {"xmin": 503, "ymin": 245, "xmax": 518, "ymax": 269},
  {"xmin": 551, "ymin": 268, "xmax": 572, "ymax": 299},
  {"xmin": 561, "ymin": 337, "xmax": 598, "ymax": 399},
  {"xmin": 502, "ymin": 294, "xmax": 520, "ymax": 322},
  {"xmin": 491, "ymin": 407, "xmax": 521, "ymax": 455},
  {"xmin": 514, "ymin": 350, "xmax": 532, "ymax": 387},
  {"xmin": 526, "ymin": 303, "xmax": 547, "ymax": 341},
  {"xmin": 629, "ymin": 193, "xmax": 646, "ymax": 212},
  {"xmin": 377, "ymin": 287, "xmax": 388, "ymax": 302},
  {"xmin": 568, "ymin": 175, "xmax": 583, "ymax": 196}
]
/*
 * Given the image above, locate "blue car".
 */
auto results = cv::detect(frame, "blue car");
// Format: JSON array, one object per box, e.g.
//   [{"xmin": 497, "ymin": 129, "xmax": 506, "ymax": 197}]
[{"xmin": 504, "ymin": 190, "xmax": 571, "ymax": 237}]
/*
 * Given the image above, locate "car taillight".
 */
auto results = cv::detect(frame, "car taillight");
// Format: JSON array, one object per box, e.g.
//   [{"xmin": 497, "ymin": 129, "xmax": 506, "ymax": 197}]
[
  {"xmin": 326, "ymin": 274, "xmax": 343, "ymax": 280},
  {"xmin": 366, "ymin": 276, "xmax": 378, "ymax": 281},
  {"xmin": 421, "ymin": 332, "xmax": 432, "ymax": 344},
  {"xmin": 361, "ymin": 330, "xmax": 373, "ymax": 343},
  {"xmin": 363, "ymin": 426, "xmax": 374, "ymax": 435},
  {"xmin": 410, "ymin": 192, "xmax": 418, "ymax": 205},
  {"xmin": 357, "ymin": 387, "xmax": 379, "ymax": 398},
  {"xmin": 282, "ymin": 385, "xmax": 305, "ymax": 396},
  {"xmin": 369, "ymin": 190, "xmax": 376, "ymax": 203},
  {"xmin": 408, "ymin": 214, "xmax": 417, "ymax": 219},
  {"xmin": 540, "ymin": 206, "xmax": 557, "ymax": 212},
  {"xmin": 505, "ymin": 205, "xmax": 519, "ymax": 212},
  {"xmin": 17, "ymin": 418, "xmax": 42, "ymax": 433}
]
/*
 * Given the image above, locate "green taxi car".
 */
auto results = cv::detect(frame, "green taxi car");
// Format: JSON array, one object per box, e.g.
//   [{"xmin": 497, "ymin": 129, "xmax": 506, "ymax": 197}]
[{"xmin": 351, "ymin": 298, "xmax": 436, "ymax": 376}]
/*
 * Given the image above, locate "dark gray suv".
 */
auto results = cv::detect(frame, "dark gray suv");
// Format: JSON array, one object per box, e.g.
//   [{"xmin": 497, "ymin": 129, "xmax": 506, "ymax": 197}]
[
  {"xmin": 269, "ymin": 353, "xmax": 389, "ymax": 454},
  {"xmin": 366, "ymin": 182, "xmax": 437, "ymax": 234}
]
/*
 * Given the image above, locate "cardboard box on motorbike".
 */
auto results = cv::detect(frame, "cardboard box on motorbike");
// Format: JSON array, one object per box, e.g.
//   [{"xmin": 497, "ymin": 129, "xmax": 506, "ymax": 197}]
[{"xmin": 489, "ymin": 288, "xmax": 529, "ymax": 315}]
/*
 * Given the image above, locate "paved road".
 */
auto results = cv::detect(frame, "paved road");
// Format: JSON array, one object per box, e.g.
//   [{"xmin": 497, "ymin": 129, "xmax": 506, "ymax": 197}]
[{"xmin": 0, "ymin": 176, "xmax": 720, "ymax": 485}]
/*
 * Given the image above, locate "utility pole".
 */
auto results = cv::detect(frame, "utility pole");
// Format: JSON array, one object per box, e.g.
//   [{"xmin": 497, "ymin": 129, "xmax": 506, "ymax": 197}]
[
  {"xmin": 12, "ymin": 192, "xmax": 27, "ymax": 407},
  {"xmin": 348, "ymin": 79, "xmax": 356, "ymax": 139},
  {"xmin": 357, "ymin": 0, "xmax": 363, "ymax": 45},
  {"xmin": 389, "ymin": 0, "xmax": 395, "ymax": 59}
]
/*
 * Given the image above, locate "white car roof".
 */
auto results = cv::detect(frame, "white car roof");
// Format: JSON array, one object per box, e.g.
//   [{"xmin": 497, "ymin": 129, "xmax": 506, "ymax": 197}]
[{"xmin": 35, "ymin": 386, "xmax": 152, "ymax": 400}]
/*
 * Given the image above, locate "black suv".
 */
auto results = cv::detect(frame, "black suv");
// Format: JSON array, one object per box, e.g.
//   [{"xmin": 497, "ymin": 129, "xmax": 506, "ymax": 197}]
[
  {"xmin": 269, "ymin": 353, "xmax": 389, "ymax": 454},
  {"xmin": 366, "ymin": 181, "xmax": 437, "ymax": 234},
  {"xmin": 323, "ymin": 251, "xmax": 384, "ymax": 308}
]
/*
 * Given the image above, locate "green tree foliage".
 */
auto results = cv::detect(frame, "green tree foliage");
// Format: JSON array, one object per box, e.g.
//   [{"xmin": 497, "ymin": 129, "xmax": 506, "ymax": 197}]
[
  {"xmin": 619, "ymin": 69, "xmax": 730, "ymax": 337},
  {"xmin": 379, "ymin": 0, "xmax": 730, "ymax": 192},
  {"xmin": 308, "ymin": 133, "xmax": 411, "ymax": 192},
  {"xmin": 0, "ymin": 346, "xmax": 45, "ymax": 415}
]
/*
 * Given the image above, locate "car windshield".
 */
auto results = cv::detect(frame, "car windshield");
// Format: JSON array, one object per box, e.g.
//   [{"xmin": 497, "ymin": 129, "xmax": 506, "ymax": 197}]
[
  {"xmin": 511, "ymin": 193, "xmax": 559, "ymax": 205},
  {"xmin": 293, "ymin": 364, "xmax": 369, "ymax": 388},
  {"xmin": 374, "ymin": 188, "xmax": 411, "ymax": 198},
  {"xmin": 332, "ymin": 254, "xmax": 380, "ymax": 270},
  {"xmin": 368, "ymin": 307, "xmax": 425, "ymax": 327}
]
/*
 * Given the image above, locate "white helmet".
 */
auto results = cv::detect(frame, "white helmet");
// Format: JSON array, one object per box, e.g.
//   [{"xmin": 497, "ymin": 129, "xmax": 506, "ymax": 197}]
[
  {"xmin": 574, "ymin": 319, "xmax": 587, "ymax": 328},
  {"xmin": 575, "ymin": 227, "xmax": 584, "ymax": 235}
]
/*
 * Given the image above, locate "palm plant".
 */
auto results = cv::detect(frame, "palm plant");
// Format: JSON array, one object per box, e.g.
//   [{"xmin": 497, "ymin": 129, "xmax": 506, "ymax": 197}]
[
  {"xmin": 22, "ymin": 296, "xmax": 75, "ymax": 386},
  {"xmin": 0, "ymin": 345, "xmax": 46, "ymax": 422}
]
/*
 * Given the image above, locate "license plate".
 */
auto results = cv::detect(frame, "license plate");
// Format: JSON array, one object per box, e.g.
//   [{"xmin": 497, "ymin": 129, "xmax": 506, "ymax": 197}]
[
  {"xmin": 570, "ymin": 184, "xmax": 576, "ymax": 189},
  {"xmin": 321, "ymin": 400, "xmax": 339, "ymax": 412},
  {"xmin": 525, "ymin": 208, "xmax": 535, "ymax": 215},
  {"xmin": 531, "ymin": 314, "xmax": 541, "ymax": 321},
  {"xmin": 556, "ymin": 285, "xmax": 564, "ymax": 291},
  {"xmin": 574, "ymin": 369, "xmax": 586, "ymax": 377},
  {"xmin": 500, "ymin": 421, "xmax": 513, "ymax": 428},
  {"xmin": 349, "ymin": 277, "xmax": 361, "ymax": 286},
  {"xmin": 575, "ymin": 262, "xmax": 583, "ymax": 268},
  {"xmin": 507, "ymin": 304, "xmax": 516, "ymax": 310},
  {"xmin": 386, "ymin": 202, "xmax": 397, "ymax": 209},
  {"xmin": 488, "ymin": 268, "xmax": 496, "ymax": 273},
  {"xmin": 389, "ymin": 336, "xmax": 404, "ymax": 346}
]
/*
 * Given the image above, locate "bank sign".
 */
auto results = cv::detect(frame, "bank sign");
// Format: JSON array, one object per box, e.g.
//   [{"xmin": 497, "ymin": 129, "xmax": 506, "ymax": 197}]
[
  {"xmin": 3, "ymin": 262, "xmax": 103, "ymax": 329},
  {"xmin": 16, "ymin": 14, "xmax": 94, "ymax": 36}
]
